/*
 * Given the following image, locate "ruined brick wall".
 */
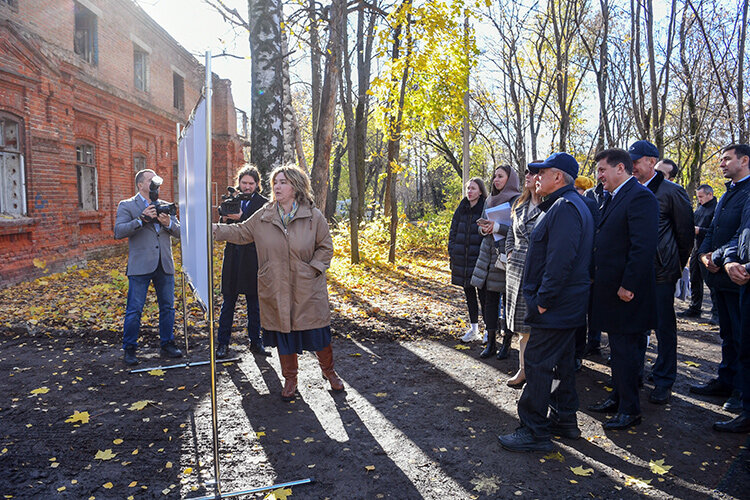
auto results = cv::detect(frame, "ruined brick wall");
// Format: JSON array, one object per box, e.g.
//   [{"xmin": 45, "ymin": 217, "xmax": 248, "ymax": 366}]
[{"xmin": 0, "ymin": 0, "xmax": 245, "ymax": 287}]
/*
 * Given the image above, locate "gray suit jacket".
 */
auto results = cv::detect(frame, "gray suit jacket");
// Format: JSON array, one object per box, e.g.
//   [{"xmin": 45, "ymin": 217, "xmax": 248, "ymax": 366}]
[{"xmin": 114, "ymin": 194, "xmax": 181, "ymax": 276}]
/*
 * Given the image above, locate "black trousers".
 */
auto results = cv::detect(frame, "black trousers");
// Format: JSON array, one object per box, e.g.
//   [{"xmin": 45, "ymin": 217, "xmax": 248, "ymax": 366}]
[
  {"xmin": 715, "ymin": 289, "xmax": 742, "ymax": 390},
  {"xmin": 480, "ymin": 287, "xmax": 501, "ymax": 331},
  {"xmin": 463, "ymin": 285, "xmax": 485, "ymax": 324},
  {"xmin": 688, "ymin": 250, "xmax": 704, "ymax": 311},
  {"xmin": 518, "ymin": 327, "xmax": 578, "ymax": 439},
  {"xmin": 609, "ymin": 331, "xmax": 648, "ymax": 415},
  {"xmin": 740, "ymin": 286, "xmax": 750, "ymax": 414}
]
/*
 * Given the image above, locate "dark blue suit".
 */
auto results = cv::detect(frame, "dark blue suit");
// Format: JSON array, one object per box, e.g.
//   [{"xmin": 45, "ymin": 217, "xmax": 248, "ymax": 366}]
[{"xmin": 591, "ymin": 177, "xmax": 659, "ymax": 415}]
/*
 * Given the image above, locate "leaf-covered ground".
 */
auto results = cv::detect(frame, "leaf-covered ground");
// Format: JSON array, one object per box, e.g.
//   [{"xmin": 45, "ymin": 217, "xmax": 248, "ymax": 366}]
[{"xmin": 1, "ymin": 244, "xmax": 749, "ymax": 499}]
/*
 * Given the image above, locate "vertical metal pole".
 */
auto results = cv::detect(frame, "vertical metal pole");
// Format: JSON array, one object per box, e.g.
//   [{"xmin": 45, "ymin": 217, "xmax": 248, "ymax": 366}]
[
  {"xmin": 177, "ymin": 122, "xmax": 190, "ymax": 357},
  {"xmin": 204, "ymin": 51, "xmax": 221, "ymax": 494},
  {"xmin": 461, "ymin": 11, "xmax": 470, "ymax": 197}
]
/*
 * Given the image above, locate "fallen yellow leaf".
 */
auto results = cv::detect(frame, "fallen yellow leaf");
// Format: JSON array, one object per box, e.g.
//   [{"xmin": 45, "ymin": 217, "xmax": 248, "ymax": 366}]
[
  {"xmin": 30, "ymin": 387, "xmax": 50, "ymax": 395},
  {"xmin": 264, "ymin": 487, "xmax": 293, "ymax": 500},
  {"xmin": 113, "ymin": 439, "xmax": 123, "ymax": 445},
  {"xmin": 365, "ymin": 465, "xmax": 376, "ymax": 471},
  {"xmin": 183, "ymin": 467, "xmax": 193, "ymax": 475},
  {"xmin": 624, "ymin": 476, "xmax": 652, "ymax": 488},
  {"xmin": 684, "ymin": 361, "xmax": 700, "ymax": 367},
  {"xmin": 544, "ymin": 452, "xmax": 565, "ymax": 463},
  {"xmin": 129, "ymin": 400, "xmax": 153, "ymax": 411},
  {"xmin": 148, "ymin": 369, "xmax": 165, "ymax": 376},
  {"xmin": 303, "ymin": 437, "xmax": 314, "ymax": 443},
  {"xmin": 454, "ymin": 344, "xmax": 470, "ymax": 350},
  {"xmin": 103, "ymin": 482, "xmax": 113, "ymax": 489},
  {"xmin": 65, "ymin": 411, "xmax": 90, "ymax": 424},
  {"xmin": 165, "ymin": 461, "xmax": 173, "ymax": 469},
  {"xmin": 649, "ymin": 459, "xmax": 672, "ymax": 475},
  {"xmin": 129, "ymin": 481, "xmax": 138, "ymax": 487},
  {"xmin": 570, "ymin": 465, "xmax": 593, "ymax": 477},
  {"xmin": 374, "ymin": 392, "xmax": 387, "ymax": 397},
  {"xmin": 94, "ymin": 449, "xmax": 117, "ymax": 460}
]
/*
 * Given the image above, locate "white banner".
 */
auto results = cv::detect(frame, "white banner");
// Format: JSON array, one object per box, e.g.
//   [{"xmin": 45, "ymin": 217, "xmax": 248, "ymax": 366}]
[{"xmin": 177, "ymin": 97, "xmax": 211, "ymax": 309}]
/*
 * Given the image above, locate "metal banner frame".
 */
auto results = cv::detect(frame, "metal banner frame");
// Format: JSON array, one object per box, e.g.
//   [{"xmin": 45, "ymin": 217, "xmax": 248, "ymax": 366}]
[{"xmin": 125, "ymin": 51, "xmax": 312, "ymax": 499}]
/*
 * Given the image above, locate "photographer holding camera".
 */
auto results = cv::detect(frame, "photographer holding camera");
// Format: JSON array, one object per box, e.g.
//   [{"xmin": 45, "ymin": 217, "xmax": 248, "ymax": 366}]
[
  {"xmin": 216, "ymin": 165, "xmax": 270, "ymax": 358},
  {"xmin": 114, "ymin": 168, "xmax": 181, "ymax": 366}
]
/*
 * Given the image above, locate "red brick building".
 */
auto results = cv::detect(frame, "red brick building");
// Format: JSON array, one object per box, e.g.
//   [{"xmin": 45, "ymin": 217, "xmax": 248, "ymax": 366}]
[{"xmin": 0, "ymin": 0, "xmax": 246, "ymax": 286}]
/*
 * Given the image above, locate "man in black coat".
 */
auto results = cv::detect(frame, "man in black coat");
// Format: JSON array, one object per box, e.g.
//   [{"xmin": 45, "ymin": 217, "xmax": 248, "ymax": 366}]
[
  {"xmin": 716, "ymin": 175, "xmax": 750, "ymax": 433},
  {"xmin": 498, "ymin": 153, "xmax": 594, "ymax": 452},
  {"xmin": 629, "ymin": 142, "xmax": 694, "ymax": 404},
  {"xmin": 680, "ymin": 184, "xmax": 718, "ymax": 322},
  {"xmin": 216, "ymin": 166, "xmax": 270, "ymax": 358},
  {"xmin": 588, "ymin": 148, "xmax": 659, "ymax": 430},
  {"xmin": 692, "ymin": 144, "xmax": 750, "ymax": 413}
]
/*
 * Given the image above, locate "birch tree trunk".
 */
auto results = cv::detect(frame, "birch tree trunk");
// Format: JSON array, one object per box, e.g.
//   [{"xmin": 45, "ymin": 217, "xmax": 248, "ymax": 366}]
[{"xmin": 248, "ymin": 0, "xmax": 285, "ymax": 181}]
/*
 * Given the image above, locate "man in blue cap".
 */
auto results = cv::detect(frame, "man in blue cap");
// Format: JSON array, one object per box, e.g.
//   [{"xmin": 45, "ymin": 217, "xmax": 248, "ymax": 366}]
[
  {"xmin": 629, "ymin": 140, "xmax": 694, "ymax": 404},
  {"xmin": 498, "ymin": 152, "xmax": 594, "ymax": 451}
]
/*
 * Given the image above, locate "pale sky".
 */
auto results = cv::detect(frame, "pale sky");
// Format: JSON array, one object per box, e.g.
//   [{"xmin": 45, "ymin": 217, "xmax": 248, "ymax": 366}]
[{"xmin": 135, "ymin": 0, "xmax": 253, "ymax": 115}]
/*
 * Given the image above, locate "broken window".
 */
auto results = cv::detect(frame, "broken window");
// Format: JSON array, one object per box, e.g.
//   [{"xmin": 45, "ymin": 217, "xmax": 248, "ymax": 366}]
[
  {"xmin": 134, "ymin": 46, "xmax": 148, "ymax": 92},
  {"xmin": 76, "ymin": 143, "xmax": 98, "ymax": 211},
  {"xmin": 173, "ymin": 72, "xmax": 184, "ymax": 111},
  {"xmin": 74, "ymin": 1, "xmax": 98, "ymax": 65},
  {"xmin": 0, "ymin": 114, "xmax": 26, "ymax": 216}
]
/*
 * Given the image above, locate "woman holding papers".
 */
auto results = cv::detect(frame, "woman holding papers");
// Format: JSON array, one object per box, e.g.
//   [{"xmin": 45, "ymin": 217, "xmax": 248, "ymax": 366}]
[
  {"xmin": 213, "ymin": 165, "xmax": 343, "ymax": 402},
  {"xmin": 470, "ymin": 165, "xmax": 521, "ymax": 359},
  {"xmin": 449, "ymin": 177, "xmax": 488, "ymax": 342},
  {"xmin": 504, "ymin": 166, "xmax": 543, "ymax": 387}
]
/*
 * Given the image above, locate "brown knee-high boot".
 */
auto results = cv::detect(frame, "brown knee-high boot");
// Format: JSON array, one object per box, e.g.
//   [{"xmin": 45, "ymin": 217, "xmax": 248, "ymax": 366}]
[
  {"xmin": 316, "ymin": 344, "xmax": 344, "ymax": 391},
  {"xmin": 279, "ymin": 353, "xmax": 298, "ymax": 401}
]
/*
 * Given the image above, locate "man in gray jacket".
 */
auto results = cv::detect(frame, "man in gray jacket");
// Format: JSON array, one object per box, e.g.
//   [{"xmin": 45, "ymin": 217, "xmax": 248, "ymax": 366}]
[{"xmin": 114, "ymin": 169, "xmax": 182, "ymax": 365}]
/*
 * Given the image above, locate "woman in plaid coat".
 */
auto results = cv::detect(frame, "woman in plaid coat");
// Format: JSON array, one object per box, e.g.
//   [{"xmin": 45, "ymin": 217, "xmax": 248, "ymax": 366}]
[{"xmin": 505, "ymin": 167, "xmax": 543, "ymax": 387}]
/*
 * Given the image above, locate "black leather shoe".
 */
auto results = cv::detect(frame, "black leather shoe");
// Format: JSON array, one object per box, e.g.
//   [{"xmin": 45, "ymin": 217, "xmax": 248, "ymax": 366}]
[
  {"xmin": 123, "ymin": 348, "xmax": 139, "ymax": 366},
  {"xmin": 649, "ymin": 385, "xmax": 671, "ymax": 404},
  {"xmin": 480, "ymin": 330, "xmax": 497, "ymax": 358},
  {"xmin": 713, "ymin": 414, "xmax": 750, "ymax": 433},
  {"xmin": 689, "ymin": 378, "xmax": 733, "ymax": 397},
  {"xmin": 549, "ymin": 421, "xmax": 581, "ymax": 440},
  {"xmin": 497, "ymin": 427, "xmax": 553, "ymax": 452},
  {"xmin": 588, "ymin": 398, "xmax": 618, "ymax": 413},
  {"xmin": 216, "ymin": 343, "xmax": 229, "ymax": 359},
  {"xmin": 707, "ymin": 316, "xmax": 720, "ymax": 326},
  {"xmin": 249, "ymin": 342, "xmax": 271, "ymax": 357},
  {"xmin": 495, "ymin": 332, "xmax": 513, "ymax": 360},
  {"xmin": 646, "ymin": 373, "xmax": 654, "ymax": 383},
  {"xmin": 723, "ymin": 391, "xmax": 743, "ymax": 413},
  {"xmin": 604, "ymin": 413, "xmax": 642, "ymax": 430},
  {"xmin": 677, "ymin": 309, "xmax": 701, "ymax": 318},
  {"xmin": 160, "ymin": 341, "xmax": 183, "ymax": 358}
]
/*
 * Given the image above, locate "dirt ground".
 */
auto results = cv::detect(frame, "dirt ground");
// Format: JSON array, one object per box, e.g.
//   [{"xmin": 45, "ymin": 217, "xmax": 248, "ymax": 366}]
[{"xmin": 1, "ymin": 263, "xmax": 750, "ymax": 499}]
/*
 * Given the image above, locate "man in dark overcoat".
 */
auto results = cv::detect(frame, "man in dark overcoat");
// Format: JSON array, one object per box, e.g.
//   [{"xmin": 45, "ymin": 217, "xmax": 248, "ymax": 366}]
[
  {"xmin": 629, "ymin": 141, "xmax": 694, "ymax": 404},
  {"xmin": 498, "ymin": 153, "xmax": 594, "ymax": 452},
  {"xmin": 588, "ymin": 148, "xmax": 658, "ymax": 430},
  {"xmin": 691, "ymin": 144, "xmax": 750, "ymax": 413},
  {"xmin": 217, "ymin": 165, "xmax": 270, "ymax": 358}
]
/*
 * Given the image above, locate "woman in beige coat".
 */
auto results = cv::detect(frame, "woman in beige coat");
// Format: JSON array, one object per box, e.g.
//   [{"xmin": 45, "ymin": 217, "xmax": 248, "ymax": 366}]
[{"xmin": 213, "ymin": 165, "xmax": 343, "ymax": 401}]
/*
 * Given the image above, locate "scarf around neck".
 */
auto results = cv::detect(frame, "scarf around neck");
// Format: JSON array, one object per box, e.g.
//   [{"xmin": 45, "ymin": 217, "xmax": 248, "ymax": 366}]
[{"xmin": 486, "ymin": 168, "xmax": 522, "ymax": 208}]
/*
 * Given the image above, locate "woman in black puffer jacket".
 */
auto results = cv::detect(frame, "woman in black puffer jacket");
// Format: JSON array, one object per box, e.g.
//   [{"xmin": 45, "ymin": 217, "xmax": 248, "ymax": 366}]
[{"xmin": 449, "ymin": 177, "xmax": 488, "ymax": 342}]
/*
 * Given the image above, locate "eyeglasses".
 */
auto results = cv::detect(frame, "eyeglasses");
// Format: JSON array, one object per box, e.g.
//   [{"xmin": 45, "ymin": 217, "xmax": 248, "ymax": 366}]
[{"xmin": 524, "ymin": 169, "xmax": 531, "ymax": 175}]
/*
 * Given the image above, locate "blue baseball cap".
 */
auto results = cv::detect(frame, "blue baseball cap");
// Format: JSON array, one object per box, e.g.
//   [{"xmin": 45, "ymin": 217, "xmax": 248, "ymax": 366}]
[
  {"xmin": 628, "ymin": 140, "xmax": 659, "ymax": 161},
  {"xmin": 528, "ymin": 152, "xmax": 579, "ymax": 179}
]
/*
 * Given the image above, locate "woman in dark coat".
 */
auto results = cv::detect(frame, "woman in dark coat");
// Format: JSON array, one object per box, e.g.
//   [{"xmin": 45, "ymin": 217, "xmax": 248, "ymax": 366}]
[
  {"xmin": 470, "ymin": 165, "xmax": 521, "ymax": 358},
  {"xmin": 449, "ymin": 177, "xmax": 488, "ymax": 342},
  {"xmin": 217, "ymin": 165, "xmax": 269, "ymax": 358}
]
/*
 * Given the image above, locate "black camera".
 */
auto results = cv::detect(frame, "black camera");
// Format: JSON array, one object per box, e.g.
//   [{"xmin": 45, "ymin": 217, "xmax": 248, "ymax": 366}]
[
  {"xmin": 218, "ymin": 186, "xmax": 253, "ymax": 219},
  {"xmin": 141, "ymin": 175, "xmax": 177, "ymax": 223}
]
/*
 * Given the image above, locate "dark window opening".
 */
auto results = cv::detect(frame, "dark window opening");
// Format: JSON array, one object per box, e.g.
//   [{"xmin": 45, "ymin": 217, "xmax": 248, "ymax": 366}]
[
  {"xmin": 74, "ymin": 2, "xmax": 98, "ymax": 65},
  {"xmin": 134, "ymin": 46, "xmax": 148, "ymax": 92},
  {"xmin": 76, "ymin": 143, "xmax": 98, "ymax": 211},
  {"xmin": 173, "ymin": 72, "xmax": 185, "ymax": 111},
  {"xmin": 133, "ymin": 154, "xmax": 147, "ymax": 173}
]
